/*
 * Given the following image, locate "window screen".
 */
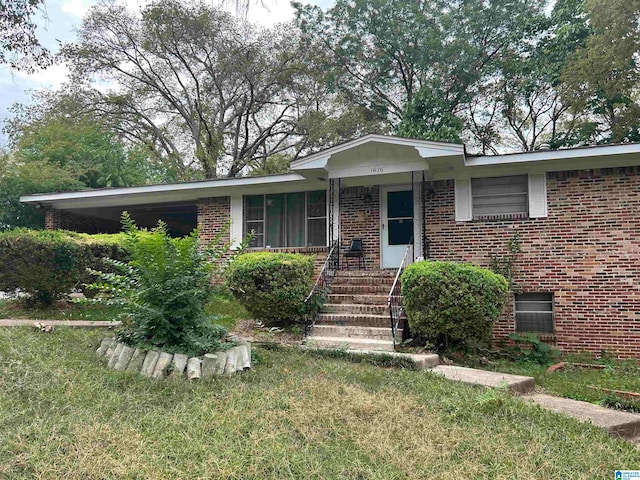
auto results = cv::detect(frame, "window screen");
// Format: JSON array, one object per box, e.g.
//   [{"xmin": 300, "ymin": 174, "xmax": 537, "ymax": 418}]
[
  {"xmin": 472, "ymin": 175, "xmax": 528, "ymax": 218},
  {"xmin": 244, "ymin": 191, "xmax": 326, "ymax": 248},
  {"xmin": 515, "ymin": 292, "xmax": 554, "ymax": 333}
]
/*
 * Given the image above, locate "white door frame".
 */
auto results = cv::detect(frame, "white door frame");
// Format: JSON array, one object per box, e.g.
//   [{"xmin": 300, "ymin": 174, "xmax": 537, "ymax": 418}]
[{"xmin": 380, "ymin": 184, "xmax": 415, "ymax": 269}]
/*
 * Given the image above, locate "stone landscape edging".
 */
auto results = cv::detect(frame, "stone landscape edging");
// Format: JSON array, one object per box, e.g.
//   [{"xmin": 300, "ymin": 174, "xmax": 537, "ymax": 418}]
[{"xmin": 97, "ymin": 337, "xmax": 251, "ymax": 379}]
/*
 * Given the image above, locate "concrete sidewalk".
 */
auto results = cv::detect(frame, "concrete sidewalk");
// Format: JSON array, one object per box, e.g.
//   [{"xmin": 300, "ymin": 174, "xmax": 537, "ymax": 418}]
[
  {"xmin": 526, "ymin": 393, "xmax": 640, "ymax": 440},
  {"xmin": 0, "ymin": 319, "xmax": 120, "ymax": 328},
  {"xmin": 431, "ymin": 364, "xmax": 535, "ymax": 394}
]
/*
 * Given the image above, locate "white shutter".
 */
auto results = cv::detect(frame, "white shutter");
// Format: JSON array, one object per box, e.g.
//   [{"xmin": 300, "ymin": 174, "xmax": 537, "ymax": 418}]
[
  {"xmin": 230, "ymin": 194, "xmax": 243, "ymax": 249},
  {"xmin": 413, "ymin": 182, "xmax": 423, "ymax": 261},
  {"xmin": 454, "ymin": 178, "xmax": 472, "ymax": 221},
  {"xmin": 528, "ymin": 173, "xmax": 548, "ymax": 218}
]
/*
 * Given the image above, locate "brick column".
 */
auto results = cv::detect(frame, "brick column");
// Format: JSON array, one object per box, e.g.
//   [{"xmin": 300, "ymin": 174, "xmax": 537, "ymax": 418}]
[
  {"xmin": 197, "ymin": 196, "xmax": 231, "ymax": 245},
  {"xmin": 44, "ymin": 208, "xmax": 62, "ymax": 230}
]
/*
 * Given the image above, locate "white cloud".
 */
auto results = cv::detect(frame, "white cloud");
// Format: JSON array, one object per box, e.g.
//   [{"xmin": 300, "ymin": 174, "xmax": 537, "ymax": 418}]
[
  {"xmin": 60, "ymin": 0, "xmax": 91, "ymax": 19},
  {"xmin": 14, "ymin": 62, "xmax": 72, "ymax": 90}
]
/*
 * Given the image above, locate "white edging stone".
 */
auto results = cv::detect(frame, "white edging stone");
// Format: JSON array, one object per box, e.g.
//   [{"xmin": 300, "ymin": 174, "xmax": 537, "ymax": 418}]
[
  {"xmin": 213, "ymin": 351, "xmax": 227, "ymax": 375},
  {"xmin": 187, "ymin": 357, "xmax": 202, "ymax": 380},
  {"xmin": 201, "ymin": 354, "xmax": 217, "ymax": 378},
  {"xmin": 152, "ymin": 352, "xmax": 174, "ymax": 379},
  {"xmin": 97, "ymin": 337, "xmax": 252, "ymax": 380},
  {"xmin": 171, "ymin": 353, "xmax": 189, "ymax": 377},
  {"xmin": 114, "ymin": 345, "xmax": 135, "ymax": 371},
  {"xmin": 224, "ymin": 348, "xmax": 238, "ymax": 374},
  {"xmin": 108, "ymin": 343, "xmax": 124, "ymax": 369},
  {"xmin": 141, "ymin": 351, "xmax": 160, "ymax": 378},
  {"xmin": 127, "ymin": 348, "xmax": 146, "ymax": 372}
]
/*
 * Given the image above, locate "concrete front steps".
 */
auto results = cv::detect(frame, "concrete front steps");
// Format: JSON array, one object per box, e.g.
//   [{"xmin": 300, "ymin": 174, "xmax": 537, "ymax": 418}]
[{"xmin": 305, "ymin": 269, "xmax": 398, "ymax": 352}]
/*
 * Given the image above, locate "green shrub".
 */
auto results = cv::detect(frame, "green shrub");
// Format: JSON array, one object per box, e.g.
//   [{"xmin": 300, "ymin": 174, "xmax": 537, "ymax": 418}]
[
  {"xmin": 507, "ymin": 332, "xmax": 560, "ymax": 365},
  {"xmin": 85, "ymin": 213, "xmax": 242, "ymax": 356},
  {"xmin": 0, "ymin": 228, "xmax": 127, "ymax": 306},
  {"xmin": 225, "ymin": 252, "xmax": 314, "ymax": 327},
  {"xmin": 402, "ymin": 261, "xmax": 509, "ymax": 353}
]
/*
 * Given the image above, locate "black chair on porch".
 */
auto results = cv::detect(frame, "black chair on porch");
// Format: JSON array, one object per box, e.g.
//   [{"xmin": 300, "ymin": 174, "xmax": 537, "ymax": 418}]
[{"xmin": 344, "ymin": 238, "xmax": 365, "ymax": 270}]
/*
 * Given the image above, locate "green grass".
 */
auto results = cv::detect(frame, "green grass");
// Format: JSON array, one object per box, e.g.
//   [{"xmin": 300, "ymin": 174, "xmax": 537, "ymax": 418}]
[
  {"xmin": 0, "ymin": 328, "xmax": 638, "ymax": 479},
  {"xmin": 0, "ymin": 299, "xmax": 121, "ymax": 321},
  {"xmin": 0, "ymin": 292, "xmax": 249, "ymax": 331},
  {"xmin": 467, "ymin": 356, "xmax": 640, "ymax": 409},
  {"xmin": 205, "ymin": 291, "xmax": 249, "ymax": 331}
]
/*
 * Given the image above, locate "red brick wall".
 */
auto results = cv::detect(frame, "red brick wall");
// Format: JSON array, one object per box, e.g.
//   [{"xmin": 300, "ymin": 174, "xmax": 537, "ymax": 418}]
[
  {"xmin": 425, "ymin": 168, "xmax": 640, "ymax": 358},
  {"xmin": 340, "ymin": 186, "xmax": 380, "ymax": 269},
  {"xmin": 197, "ymin": 197, "xmax": 231, "ymax": 246}
]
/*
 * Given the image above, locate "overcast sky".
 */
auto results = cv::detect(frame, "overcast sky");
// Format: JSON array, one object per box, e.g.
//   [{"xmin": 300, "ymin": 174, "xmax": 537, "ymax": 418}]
[{"xmin": 0, "ymin": 0, "xmax": 333, "ymax": 148}]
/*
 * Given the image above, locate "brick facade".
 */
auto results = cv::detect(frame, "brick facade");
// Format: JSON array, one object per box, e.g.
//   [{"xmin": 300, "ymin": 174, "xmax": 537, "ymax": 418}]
[
  {"xmin": 339, "ymin": 186, "xmax": 381, "ymax": 269},
  {"xmin": 197, "ymin": 196, "xmax": 231, "ymax": 246},
  {"xmin": 425, "ymin": 168, "xmax": 640, "ymax": 358},
  {"xmin": 49, "ymin": 165, "xmax": 640, "ymax": 357}
]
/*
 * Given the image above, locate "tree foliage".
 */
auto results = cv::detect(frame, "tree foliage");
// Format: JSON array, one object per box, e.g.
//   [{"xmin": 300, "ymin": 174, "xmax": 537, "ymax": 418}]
[
  {"xmin": 0, "ymin": 0, "xmax": 51, "ymax": 70},
  {"xmin": 561, "ymin": 0, "xmax": 640, "ymax": 144},
  {"xmin": 63, "ymin": 0, "xmax": 339, "ymax": 178}
]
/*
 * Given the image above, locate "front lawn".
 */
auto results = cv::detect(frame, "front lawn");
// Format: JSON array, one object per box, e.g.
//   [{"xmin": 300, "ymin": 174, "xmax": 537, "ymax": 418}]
[
  {"xmin": 0, "ymin": 292, "xmax": 249, "ymax": 331},
  {"xmin": 0, "ymin": 328, "xmax": 638, "ymax": 478},
  {"xmin": 467, "ymin": 356, "xmax": 640, "ymax": 411}
]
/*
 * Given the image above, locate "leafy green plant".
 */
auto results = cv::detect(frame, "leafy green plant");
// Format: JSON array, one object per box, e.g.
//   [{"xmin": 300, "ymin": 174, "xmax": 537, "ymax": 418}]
[
  {"xmin": 507, "ymin": 332, "xmax": 560, "ymax": 365},
  {"xmin": 0, "ymin": 228, "xmax": 127, "ymax": 306},
  {"xmin": 85, "ymin": 213, "xmax": 244, "ymax": 356},
  {"xmin": 489, "ymin": 229, "xmax": 522, "ymax": 292},
  {"xmin": 225, "ymin": 252, "xmax": 314, "ymax": 327},
  {"xmin": 402, "ymin": 261, "xmax": 509, "ymax": 353}
]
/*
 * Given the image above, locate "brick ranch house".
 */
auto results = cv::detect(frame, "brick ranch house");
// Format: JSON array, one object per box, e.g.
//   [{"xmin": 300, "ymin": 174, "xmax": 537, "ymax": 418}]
[{"xmin": 21, "ymin": 134, "xmax": 640, "ymax": 357}]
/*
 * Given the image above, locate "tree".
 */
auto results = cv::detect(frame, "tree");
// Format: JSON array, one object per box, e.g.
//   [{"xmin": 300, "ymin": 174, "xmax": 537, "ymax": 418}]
[
  {"xmin": 1, "ymin": 89, "xmax": 176, "ymax": 229},
  {"xmin": 0, "ymin": 0, "xmax": 51, "ymax": 70},
  {"xmin": 0, "ymin": 154, "xmax": 82, "ymax": 229},
  {"xmin": 63, "ymin": 0, "xmax": 325, "ymax": 178},
  {"xmin": 295, "ymin": 0, "xmax": 547, "ymax": 143},
  {"xmin": 561, "ymin": 0, "xmax": 640, "ymax": 144}
]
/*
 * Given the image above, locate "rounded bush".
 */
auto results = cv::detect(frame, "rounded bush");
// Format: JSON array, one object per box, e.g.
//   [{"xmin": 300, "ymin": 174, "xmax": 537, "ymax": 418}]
[
  {"xmin": 401, "ymin": 261, "xmax": 509, "ymax": 352},
  {"xmin": 0, "ymin": 229, "xmax": 127, "ymax": 306},
  {"xmin": 225, "ymin": 252, "xmax": 314, "ymax": 326}
]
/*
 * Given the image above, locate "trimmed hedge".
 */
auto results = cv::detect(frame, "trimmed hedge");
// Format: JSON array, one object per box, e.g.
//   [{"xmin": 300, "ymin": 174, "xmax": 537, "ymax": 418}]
[
  {"xmin": 0, "ymin": 229, "xmax": 127, "ymax": 305},
  {"xmin": 225, "ymin": 252, "xmax": 314, "ymax": 326},
  {"xmin": 402, "ymin": 261, "xmax": 509, "ymax": 353}
]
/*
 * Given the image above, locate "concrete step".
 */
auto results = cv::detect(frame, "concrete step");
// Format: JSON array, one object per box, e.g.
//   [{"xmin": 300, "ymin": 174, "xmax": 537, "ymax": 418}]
[
  {"xmin": 326, "ymin": 294, "xmax": 388, "ymax": 305},
  {"xmin": 305, "ymin": 336, "xmax": 395, "ymax": 352},
  {"xmin": 317, "ymin": 313, "xmax": 391, "ymax": 328},
  {"xmin": 335, "ymin": 270, "xmax": 396, "ymax": 278},
  {"xmin": 330, "ymin": 284, "xmax": 391, "ymax": 295},
  {"xmin": 322, "ymin": 303, "xmax": 388, "ymax": 315},
  {"xmin": 312, "ymin": 325, "xmax": 398, "ymax": 341},
  {"xmin": 331, "ymin": 276, "xmax": 395, "ymax": 286},
  {"xmin": 302, "ymin": 345, "xmax": 440, "ymax": 369},
  {"xmin": 525, "ymin": 394, "xmax": 640, "ymax": 440},
  {"xmin": 430, "ymin": 365, "xmax": 535, "ymax": 394}
]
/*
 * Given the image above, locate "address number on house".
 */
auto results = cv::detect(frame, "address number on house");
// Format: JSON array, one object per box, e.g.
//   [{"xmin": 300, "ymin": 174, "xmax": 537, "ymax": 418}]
[{"xmin": 370, "ymin": 167, "xmax": 384, "ymax": 174}]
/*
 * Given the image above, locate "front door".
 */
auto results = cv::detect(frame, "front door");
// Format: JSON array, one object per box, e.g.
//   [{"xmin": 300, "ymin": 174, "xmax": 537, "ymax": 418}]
[{"xmin": 381, "ymin": 186, "xmax": 414, "ymax": 269}]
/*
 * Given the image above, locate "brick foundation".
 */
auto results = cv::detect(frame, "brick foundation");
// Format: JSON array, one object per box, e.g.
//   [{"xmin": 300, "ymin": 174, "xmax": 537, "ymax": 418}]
[{"xmin": 426, "ymin": 168, "xmax": 640, "ymax": 358}]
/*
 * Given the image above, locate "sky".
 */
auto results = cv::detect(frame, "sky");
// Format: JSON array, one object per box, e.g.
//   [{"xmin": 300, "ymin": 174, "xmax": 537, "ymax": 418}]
[{"xmin": 0, "ymin": 0, "xmax": 333, "ymax": 148}]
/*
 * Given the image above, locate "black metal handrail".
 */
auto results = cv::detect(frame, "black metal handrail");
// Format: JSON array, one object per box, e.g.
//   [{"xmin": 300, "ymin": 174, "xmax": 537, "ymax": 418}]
[
  {"xmin": 303, "ymin": 240, "xmax": 340, "ymax": 336},
  {"xmin": 387, "ymin": 239, "xmax": 414, "ymax": 349}
]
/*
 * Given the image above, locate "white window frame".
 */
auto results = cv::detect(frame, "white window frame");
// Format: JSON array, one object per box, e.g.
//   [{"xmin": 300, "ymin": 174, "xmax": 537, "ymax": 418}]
[{"xmin": 243, "ymin": 191, "xmax": 328, "ymax": 248}]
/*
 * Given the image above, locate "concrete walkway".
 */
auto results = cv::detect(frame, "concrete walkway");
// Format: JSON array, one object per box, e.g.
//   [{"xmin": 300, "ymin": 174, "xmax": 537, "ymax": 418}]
[
  {"xmin": 0, "ymin": 319, "xmax": 120, "ymax": 329},
  {"xmin": 429, "ymin": 364, "xmax": 640, "ymax": 440},
  {"xmin": 526, "ymin": 394, "xmax": 640, "ymax": 440},
  {"xmin": 431, "ymin": 365, "xmax": 535, "ymax": 394}
]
